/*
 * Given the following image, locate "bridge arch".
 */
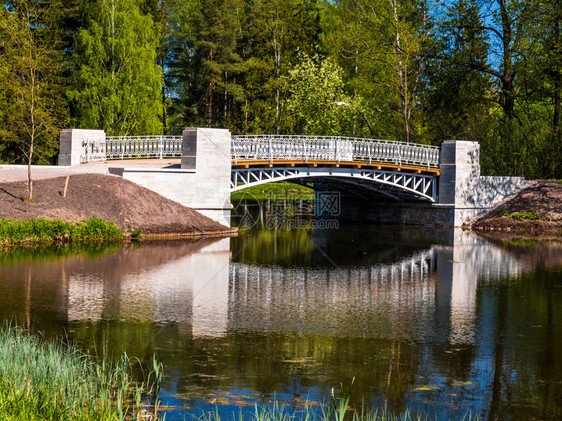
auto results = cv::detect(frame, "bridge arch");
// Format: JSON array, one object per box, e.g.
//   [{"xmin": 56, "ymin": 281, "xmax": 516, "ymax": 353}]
[{"xmin": 230, "ymin": 167, "xmax": 438, "ymax": 202}]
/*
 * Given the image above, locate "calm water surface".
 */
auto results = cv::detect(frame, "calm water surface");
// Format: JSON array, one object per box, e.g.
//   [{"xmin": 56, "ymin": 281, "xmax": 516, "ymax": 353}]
[{"xmin": 0, "ymin": 223, "xmax": 561, "ymax": 420}]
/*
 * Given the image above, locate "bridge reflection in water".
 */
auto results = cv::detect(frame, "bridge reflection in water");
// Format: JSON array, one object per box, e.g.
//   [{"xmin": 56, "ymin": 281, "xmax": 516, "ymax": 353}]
[
  {"xmin": 59, "ymin": 228, "xmax": 532, "ymax": 344},
  {"xmin": 229, "ymin": 230, "xmax": 528, "ymax": 345},
  {"xmin": 64, "ymin": 239, "xmax": 232, "ymax": 338}
]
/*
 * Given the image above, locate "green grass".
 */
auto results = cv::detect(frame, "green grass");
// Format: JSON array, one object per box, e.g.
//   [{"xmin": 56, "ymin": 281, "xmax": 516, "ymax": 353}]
[
  {"xmin": 0, "ymin": 218, "xmax": 124, "ymax": 246},
  {"xmin": 0, "ymin": 324, "xmax": 161, "ymax": 420},
  {"xmin": 231, "ymin": 182, "xmax": 314, "ymax": 200},
  {"xmin": 499, "ymin": 210, "xmax": 561, "ymax": 222}
]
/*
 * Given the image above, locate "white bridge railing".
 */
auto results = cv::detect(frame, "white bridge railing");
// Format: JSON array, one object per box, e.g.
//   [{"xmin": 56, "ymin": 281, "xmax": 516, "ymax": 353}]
[
  {"xmin": 79, "ymin": 134, "xmax": 441, "ymax": 168},
  {"xmin": 231, "ymin": 135, "xmax": 441, "ymax": 168},
  {"xmin": 80, "ymin": 135, "xmax": 182, "ymax": 163}
]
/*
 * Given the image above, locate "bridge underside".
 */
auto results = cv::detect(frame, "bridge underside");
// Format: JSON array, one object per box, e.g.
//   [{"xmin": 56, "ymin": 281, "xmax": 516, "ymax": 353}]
[{"xmin": 231, "ymin": 160, "xmax": 439, "ymax": 202}]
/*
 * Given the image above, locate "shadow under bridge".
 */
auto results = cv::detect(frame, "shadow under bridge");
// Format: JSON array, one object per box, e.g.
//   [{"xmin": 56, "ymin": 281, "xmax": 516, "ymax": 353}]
[{"xmin": 231, "ymin": 135, "xmax": 441, "ymax": 202}]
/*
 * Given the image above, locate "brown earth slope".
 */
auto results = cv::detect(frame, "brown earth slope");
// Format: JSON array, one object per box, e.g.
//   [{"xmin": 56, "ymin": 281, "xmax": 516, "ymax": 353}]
[
  {"xmin": 470, "ymin": 180, "xmax": 562, "ymax": 234},
  {"xmin": 0, "ymin": 174, "xmax": 235, "ymax": 237}
]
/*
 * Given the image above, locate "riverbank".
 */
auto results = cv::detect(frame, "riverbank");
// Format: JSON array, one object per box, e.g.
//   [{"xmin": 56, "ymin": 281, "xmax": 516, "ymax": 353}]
[
  {"xmin": 0, "ymin": 174, "xmax": 236, "ymax": 239},
  {"xmin": 469, "ymin": 180, "xmax": 562, "ymax": 234}
]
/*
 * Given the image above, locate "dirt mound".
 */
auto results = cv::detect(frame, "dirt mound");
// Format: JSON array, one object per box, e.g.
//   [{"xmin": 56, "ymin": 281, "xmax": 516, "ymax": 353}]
[
  {"xmin": 470, "ymin": 181, "xmax": 562, "ymax": 233},
  {"xmin": 0, "ymin": 174, "xmax": 234, "ymax": 236}
]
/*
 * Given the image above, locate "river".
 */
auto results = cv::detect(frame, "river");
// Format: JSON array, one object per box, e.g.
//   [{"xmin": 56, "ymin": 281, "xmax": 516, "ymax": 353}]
[{"xmin": 0, "ymin": 217, "xmax": 561, "ymax": 419}]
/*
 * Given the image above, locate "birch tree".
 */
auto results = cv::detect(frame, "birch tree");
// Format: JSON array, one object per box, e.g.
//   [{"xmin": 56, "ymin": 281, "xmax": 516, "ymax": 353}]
[
  {"xmin": 335, "ymin": 0, "xmax": 431, "ymax": 142},
  {"xmin": 0, "ymin": 0, "xmax": 67, "ymax": 207}
]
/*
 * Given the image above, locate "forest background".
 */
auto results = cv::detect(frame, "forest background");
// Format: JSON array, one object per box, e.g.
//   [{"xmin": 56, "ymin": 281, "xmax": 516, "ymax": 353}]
[{"xmin": 0, "ymin": 0, "xmax": 561, "ymax": 179}]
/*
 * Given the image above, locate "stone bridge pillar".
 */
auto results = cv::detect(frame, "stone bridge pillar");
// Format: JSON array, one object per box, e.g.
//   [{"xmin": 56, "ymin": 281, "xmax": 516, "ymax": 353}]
[
  {"xmin": 58, "ymin": 129, "xmax": 105, "ymax": 166},
  {"xmin": 120, "ymin": 128, "xmax": 233, "ymax": 225},
  {"xmin": 438, "ymin": 140, "xmax": 481, "ymax": 226},
  {"xmin": 179, "ymin": 127, "xmax": 232, "ymax": 224},
  {"xmin": 438, "ymin": 140, "xmax": 525, "ymax": 226}
]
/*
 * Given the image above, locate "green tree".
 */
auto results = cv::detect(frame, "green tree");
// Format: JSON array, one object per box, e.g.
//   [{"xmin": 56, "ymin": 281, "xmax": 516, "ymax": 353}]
[
  {"xmin": 435, "ymin": 0, "xmax": 538, "ymax": 175},
  {"xmin": 286, "ymin": 54, "xmax": 354, "ymax": 135},
  {"xmin": 170, "ymin": 0, "xmax": 246, "ymax": 131},
  {"xmin": 525, "ymin": 0, "xmax": 562, "ymax": 178},
  {"xmin": 423, "ymin": 0, "xmax": 493, "ymax": 143},
  {"xmin": 241, "ymin": 0, "xmax": 323, "ymax": 134},
  {"xmin": 543, "ymin": 0, "xmax": 562, "ymax": 178},
  {"xmin": 0, "ymin": 0, "xmax": 68, "ymax": 206},
  {"xmin": 69, "ymin": 0, "xmax": 163, "ymax": 135},
  {"xmin": 327, "ymin": 0, "xmax": 433, "ymax": 143}
]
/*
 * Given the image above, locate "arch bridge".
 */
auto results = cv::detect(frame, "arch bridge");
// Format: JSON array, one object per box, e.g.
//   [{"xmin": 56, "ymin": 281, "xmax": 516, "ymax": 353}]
[
  {"xmin": 61, "ymin": 127, "xmax": 526, "ymax": 226},
  {"xmin": 75, "ymin": 132, "xmax": 442, "ymax": 203},
  {"xmin": 230, "ymin": 135, "xmax": 440, "ymax": 202}
]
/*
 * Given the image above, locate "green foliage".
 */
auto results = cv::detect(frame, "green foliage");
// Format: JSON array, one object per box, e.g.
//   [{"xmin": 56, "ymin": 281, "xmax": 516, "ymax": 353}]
[
  {"xmin": 511, "ymin": 211, "xmax": 542, "ymax": 221},
  {"xmin": 0, "ymin": 0, "xmax": 68, "ymax": 165},
  {"xmin": 240, "ymin": 0, "xmax": 323, "ymax": 134},
  {"xmin": 423, "ymin": 0, "xmax": 493, "ymax": 144},
  {"xmin": 2, "ymin": 0, "xmax": 562, "ymax": 179},
  {"xmin": 499, "ymin": 210, "xmax": 560, "ymax": 222},
  {"xmin": 0, "ymin": 324, "xmax": 158, "ymax": 420},
  {"xmin": 130, "ymin": 227, "xmax": 143, "ymax": 238},
  {"xmin": 0, "ymin": 218, "xmax": 123, "ymax": 245},
  {"xmin": 69, "ymin": 0, "xmax": 163, "ymax": 135},
  {"xmin": 231, "ymin": 182, "xmax": 314, "ymax": 200},
  {"xmin": 325, "ymin": 0, "xmax": 432, "ymax": 142},
  {"xmin": 286, "ymin": 54, "xmax": 353, "ymax": 135},
  {"xmin": 168, "ymin": 0, "xmax": 246, "ymax": 131}
]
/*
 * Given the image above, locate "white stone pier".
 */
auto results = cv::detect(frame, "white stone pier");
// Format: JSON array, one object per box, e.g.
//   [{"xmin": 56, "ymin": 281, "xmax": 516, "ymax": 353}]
[{"xmin": 438, "ymin": 141, "xmax": 526, "ymax": 226}]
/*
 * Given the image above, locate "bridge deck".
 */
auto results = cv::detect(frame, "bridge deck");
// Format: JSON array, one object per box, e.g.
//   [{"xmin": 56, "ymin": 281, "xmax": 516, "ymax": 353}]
[{"xmin": 231, "ymin": 159, "xmax": 440, "ymax": 176}]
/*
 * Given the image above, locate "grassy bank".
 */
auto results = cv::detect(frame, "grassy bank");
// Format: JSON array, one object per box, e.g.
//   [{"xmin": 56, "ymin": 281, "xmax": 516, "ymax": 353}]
[
  {"xmin": 0, "ymin": 325, "xmax": 160, "ymax": 420},
  {"xmin": 231, "ymin": 182, "xmax": 314, "ymax": 200},
  {"xmin": 0, "ymin": 218, "xmax": 124, "ymax": 246}
]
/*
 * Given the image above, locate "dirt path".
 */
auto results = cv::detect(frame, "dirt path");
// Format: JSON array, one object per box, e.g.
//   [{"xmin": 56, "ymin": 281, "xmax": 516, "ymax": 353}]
[
  {"xmin": 0, "ymin": 174, "xmax": 235, "ymax": 237},
  {"xmin": 469, "ymin": 180, "xmax": 562, "ymax": 234}
]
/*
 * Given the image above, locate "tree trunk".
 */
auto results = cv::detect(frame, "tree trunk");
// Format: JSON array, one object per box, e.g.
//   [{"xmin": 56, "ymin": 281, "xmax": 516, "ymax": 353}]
[
  {"xmin": 391, "ymin": 0, "xmax": 411, "ymax": 143},
  {"xmin": 551, "ymin": 15, "xmax": 562, "ymax": 178},
  {"xmin": 552, "ymin": 78, "xmax": 561, "ymax": 178},
  {"xmin": 499, "ymin": 0, "xmax": 515, "ymax": 119},
  {"xmin": 208, "ymin": 48, "xmax": 214, "ymax": 128}
]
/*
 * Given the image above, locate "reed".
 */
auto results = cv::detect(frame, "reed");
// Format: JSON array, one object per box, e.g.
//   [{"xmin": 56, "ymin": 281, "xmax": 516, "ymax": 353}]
[
  {"xmin": 0, "ymin": 324, "xmax": 157, "ymax": 420},
  {"xmin": 194, "ymin": 403, "xmax": 481, "ymax": 421},
  {"xmin": 192, "ymin": 388, "xmax": 482, "ymax": 421}
]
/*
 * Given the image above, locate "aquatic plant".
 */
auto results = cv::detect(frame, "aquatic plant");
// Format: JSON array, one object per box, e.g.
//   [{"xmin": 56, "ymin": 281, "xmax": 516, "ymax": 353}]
[
  {"xmin": 0, "ymin": 324, "xmax": 159, "ymax": 420},
  {"xmin": 189, "ymin": 380, "xmax": 481, "ymax": 421},
  {"xmin": 193, "ymin": 401, "xmax": 481, "ymax": 421}
]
